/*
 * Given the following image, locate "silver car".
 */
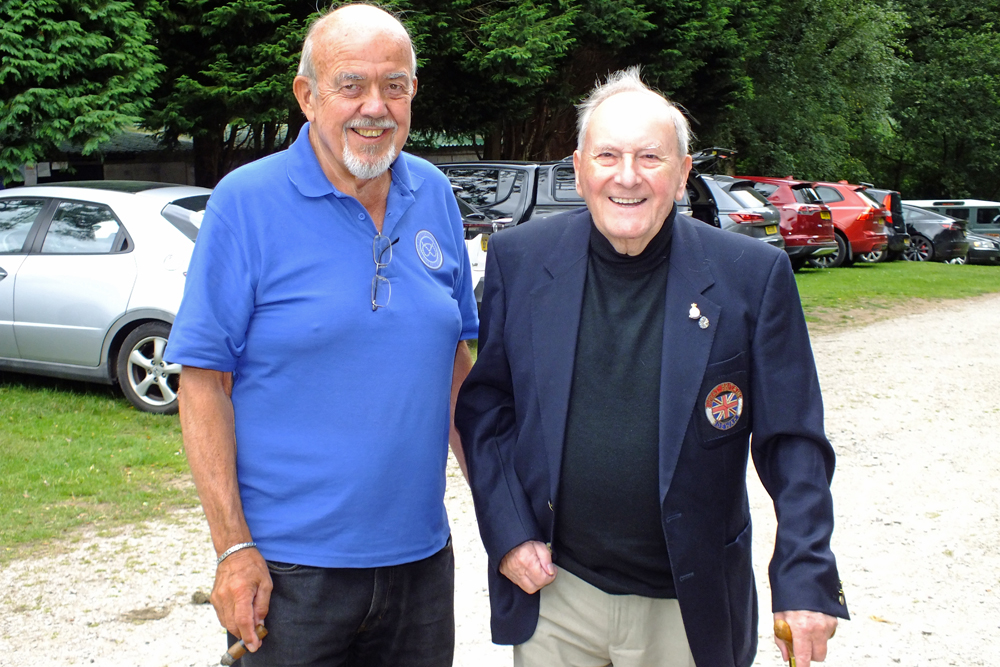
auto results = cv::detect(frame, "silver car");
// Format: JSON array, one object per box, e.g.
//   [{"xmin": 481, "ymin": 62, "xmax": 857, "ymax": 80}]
[
  {"xmin": 0, "ymin": 181, "xmax": 211, "ymax": 414},
  {"xmin": 702, "ymin": 175, "xmax": 785, "ymax": 248}
]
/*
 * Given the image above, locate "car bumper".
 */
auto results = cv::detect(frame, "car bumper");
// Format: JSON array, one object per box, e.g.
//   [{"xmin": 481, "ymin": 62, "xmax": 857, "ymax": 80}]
[
  {"xmin": 966, "ymin": 247, "xmax": 1000, "ymax": 265},
  {"xmin": 785, "ymin": 240, "xmax": 838, "ymax": 259}
]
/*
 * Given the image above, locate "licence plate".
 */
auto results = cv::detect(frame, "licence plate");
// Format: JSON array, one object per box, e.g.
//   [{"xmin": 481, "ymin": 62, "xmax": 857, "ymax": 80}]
[
  {"xmin": 820, "ymin": 211, "xmax": 832, "ymax": 220},
  {"xmin": 480, "ymin": 235, "xmax": 489, "ymax": 252},
  {"xmin": 904, "ymin": 238, "xmax": 910, "ymax": 246},
  {"xmin": 765, "ymin": 225, "xmax": 778, "ymax": 235}
]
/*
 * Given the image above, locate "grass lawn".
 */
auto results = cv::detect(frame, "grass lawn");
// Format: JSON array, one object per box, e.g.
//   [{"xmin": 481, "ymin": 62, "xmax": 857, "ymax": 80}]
[
  {"xmin": 2, "ymin": 259, "xmax": 999, "ymax": 557},
  {"xmin": 794, "ymin": 260, "xmax": 1000, "ymax": 331},
  {"xmin": 0, "ymin": 374, "xmax": 196, "ymax": 561}
]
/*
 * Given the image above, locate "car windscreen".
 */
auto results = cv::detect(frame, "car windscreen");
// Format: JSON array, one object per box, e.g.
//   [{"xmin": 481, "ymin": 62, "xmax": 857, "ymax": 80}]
[{"xmin": 161, "ymin": 194, "xmax": 209, "ymax": 241}]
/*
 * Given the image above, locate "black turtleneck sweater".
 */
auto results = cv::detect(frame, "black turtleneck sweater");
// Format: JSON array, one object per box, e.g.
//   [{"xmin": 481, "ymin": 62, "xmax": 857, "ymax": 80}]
[{"xmin": 552, "ymin": 209, "xmax": 675, "ymax": 598}]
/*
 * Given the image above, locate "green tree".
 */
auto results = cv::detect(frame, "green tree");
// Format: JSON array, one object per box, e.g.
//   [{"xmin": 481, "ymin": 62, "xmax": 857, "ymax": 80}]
[
  {"xmin": 140, "ymin": 0, "xmax": 313, "ymax": 187},
  {"xmin": 727, "ymin": 0, "xmax": 905, "ymax": 183},
  {"xmin": 0, "ymin": 0, "xmax": 161, "ymax": 185},
  {"xmin": 872, "ymin": 0, "xmax": 1000, "ymax": 198}
]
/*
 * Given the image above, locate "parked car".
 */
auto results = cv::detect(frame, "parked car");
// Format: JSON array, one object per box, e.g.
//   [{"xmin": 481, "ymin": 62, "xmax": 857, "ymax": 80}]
[
  {"xmin": 0, "ymin": 181, "xmax": 212, "ymax": 413},
  {"xmin": 454, "ymin": 193, "xmax": 509, "ymax": 240},
  {"xmin": 439, "ymin": 157, "xmax": 720, "ymax": 229},
  {"xmin": 946, "ymin": 233, "xmax": 1000, "ymax": 265},
  {"xmin": 861, "ymin": 187, "xmax": 910, "ymax": 262},
  {"xmin": 701, "ymin": 175, "xmax": 784, "ymax": 249},
  {"xmin": 441, "ymin": 156, "xmax": 724, "ymax": 304},
  {"xmin": 899, "ymin": 203, "xmax": 969, "ymax": 262},
  {"xmin": 903, "ymin": 199, "xmax": 1000, "ymax": 241},
  {"xmin": 807, "ymin": 181, "xmax": 889, "ymax": 267},
  {"xmin": 737, "ymin": 176, "xmax": 837, "ymax": 270}
]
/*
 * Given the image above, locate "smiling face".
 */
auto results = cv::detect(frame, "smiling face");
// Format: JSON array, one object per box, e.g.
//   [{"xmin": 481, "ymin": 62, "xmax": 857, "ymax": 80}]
[
  {"xmin": 573, "ymin": 91, "xmax": 692, "ymax": 255},
  {"xmin": 293, "ymin": 7, "xmax": 416, "ymax": 189}
]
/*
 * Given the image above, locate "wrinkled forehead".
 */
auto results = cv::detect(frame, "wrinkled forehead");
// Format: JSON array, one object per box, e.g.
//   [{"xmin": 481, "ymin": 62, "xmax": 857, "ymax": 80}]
[{"xmin": 585, "ymin": 91, "xmax": 678, "ymax": 153}]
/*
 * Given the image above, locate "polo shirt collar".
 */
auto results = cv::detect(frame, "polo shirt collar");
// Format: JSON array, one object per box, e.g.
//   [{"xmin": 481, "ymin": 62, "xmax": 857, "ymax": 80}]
[{"xmin": 286, "ymin": 121, "xmax": 423, "ymax": 199}]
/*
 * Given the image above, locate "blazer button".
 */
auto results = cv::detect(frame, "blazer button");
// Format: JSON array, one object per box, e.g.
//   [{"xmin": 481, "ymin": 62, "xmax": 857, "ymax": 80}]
[{"xmin": 548, "ymin": 500, "xmax": 554, "ymax": 511}]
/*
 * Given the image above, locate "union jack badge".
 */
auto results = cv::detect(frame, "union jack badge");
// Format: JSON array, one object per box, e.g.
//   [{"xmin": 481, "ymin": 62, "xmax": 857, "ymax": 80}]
[{"xmin": 704, "ymin": 382, "xmax": 744, "ymax": 431}]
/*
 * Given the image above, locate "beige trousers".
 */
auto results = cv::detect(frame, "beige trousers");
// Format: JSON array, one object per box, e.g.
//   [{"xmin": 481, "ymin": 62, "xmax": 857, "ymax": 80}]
[{"xmin": 514, "ymin": 569, "xmax": 697, "ymax": 667}]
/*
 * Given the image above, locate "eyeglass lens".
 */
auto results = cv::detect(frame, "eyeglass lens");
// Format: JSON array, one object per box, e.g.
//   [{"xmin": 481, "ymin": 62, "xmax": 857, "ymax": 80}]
[{"xmin": 372, "ymin": 234, "xmax": 393, "ymax": 310}]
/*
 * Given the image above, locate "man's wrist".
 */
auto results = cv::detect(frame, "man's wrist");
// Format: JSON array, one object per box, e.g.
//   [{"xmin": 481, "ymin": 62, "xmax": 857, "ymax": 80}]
[{"xmin": 217, "ymin": 541, "xmax": 257, "ymax": 565}]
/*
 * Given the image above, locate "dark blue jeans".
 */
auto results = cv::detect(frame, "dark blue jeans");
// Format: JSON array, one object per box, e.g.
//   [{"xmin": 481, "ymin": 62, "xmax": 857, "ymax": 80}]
[{"xmin": 237, "ymin": 539, "xmax": 455, "ymax": 667}]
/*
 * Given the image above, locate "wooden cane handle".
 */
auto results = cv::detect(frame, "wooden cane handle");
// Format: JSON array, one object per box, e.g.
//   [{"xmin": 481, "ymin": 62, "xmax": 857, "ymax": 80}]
[{"xmin": 774, "ymin": 620, "xmax": 795, "ymax": 667}]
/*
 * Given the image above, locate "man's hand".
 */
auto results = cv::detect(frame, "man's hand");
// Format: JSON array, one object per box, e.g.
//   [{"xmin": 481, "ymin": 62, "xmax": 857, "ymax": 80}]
[
  {"xmin": 212, "ymin": 547, "xmax": 273, "ymax": 652},
  {"xmin": 773, "ymin": 610, "xmax": 838, "ymax": 667},
  {"xmin": 500, "ymin": 540, "xmax": 556, "ymax": 594}
]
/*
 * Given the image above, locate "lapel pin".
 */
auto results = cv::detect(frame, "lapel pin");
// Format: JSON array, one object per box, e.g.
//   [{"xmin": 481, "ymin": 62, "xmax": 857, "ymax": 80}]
[
  {"xmin": 699, "ymin": 316, "xmax": 710, "ymax": 329},
  {"xmin": 689, "ymin": 303, "xmax": 700, "ymax": 319}
]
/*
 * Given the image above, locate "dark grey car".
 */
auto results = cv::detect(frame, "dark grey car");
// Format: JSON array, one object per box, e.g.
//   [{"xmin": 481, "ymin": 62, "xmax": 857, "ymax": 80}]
[{"xmin": 703, "ymin": 176, "xmax": 785, "ymax": 249}]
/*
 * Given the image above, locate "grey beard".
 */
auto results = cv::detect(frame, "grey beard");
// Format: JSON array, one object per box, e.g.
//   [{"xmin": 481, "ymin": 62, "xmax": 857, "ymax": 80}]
[{"xmin": 343, "ymin": 136, "xmax": 398, "ymax": 180}]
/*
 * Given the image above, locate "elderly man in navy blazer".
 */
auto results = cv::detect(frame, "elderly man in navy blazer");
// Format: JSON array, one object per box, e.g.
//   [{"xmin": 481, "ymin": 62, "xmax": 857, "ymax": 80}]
[{"xmin": 455, "ymin": 67, "xmax": 849, "ymax": 667}]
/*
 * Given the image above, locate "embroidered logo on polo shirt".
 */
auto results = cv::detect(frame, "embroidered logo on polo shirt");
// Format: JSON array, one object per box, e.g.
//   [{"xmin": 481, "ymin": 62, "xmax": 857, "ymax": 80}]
[
  {"xmin": 415, "ymin": 230, "xmax": 443, "ymax": 270},
  {"xmin": 704, "ymin": 382, "xmax": 744, "ymax": 431}
]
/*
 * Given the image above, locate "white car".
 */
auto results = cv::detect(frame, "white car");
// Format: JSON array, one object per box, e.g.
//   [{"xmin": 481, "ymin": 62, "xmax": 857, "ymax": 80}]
[{"xmin": 0, "ymin": 181, "xmax": 211, "ymax": 413}]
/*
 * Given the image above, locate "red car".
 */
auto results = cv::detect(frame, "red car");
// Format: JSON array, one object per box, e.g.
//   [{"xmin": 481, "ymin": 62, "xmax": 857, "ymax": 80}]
[
  {"xmin": 737, "ymin": 176, "xmax": 837, "ymax": 271},
  {"xmin": 809, "ymin": 181, "xmax": 889, "ymax": 267}
]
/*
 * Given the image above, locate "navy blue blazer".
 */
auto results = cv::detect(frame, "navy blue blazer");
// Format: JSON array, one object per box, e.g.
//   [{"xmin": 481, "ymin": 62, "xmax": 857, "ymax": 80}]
[{"xmin": 455, "ymin": 208, "xmax": 849, "ymax": 667}]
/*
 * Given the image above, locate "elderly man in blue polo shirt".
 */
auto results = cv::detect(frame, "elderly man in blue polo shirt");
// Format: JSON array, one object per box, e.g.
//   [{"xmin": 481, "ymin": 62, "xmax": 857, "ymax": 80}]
[{"xmin": 165, "ymin": 4, "xmax": 478, "ymax": 666}]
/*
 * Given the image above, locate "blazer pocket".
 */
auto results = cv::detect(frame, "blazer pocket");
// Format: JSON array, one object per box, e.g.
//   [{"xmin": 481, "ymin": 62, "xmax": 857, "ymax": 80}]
[{"xmin": 694, "ymin": 352, "xmax": 750, "ymax": 449}]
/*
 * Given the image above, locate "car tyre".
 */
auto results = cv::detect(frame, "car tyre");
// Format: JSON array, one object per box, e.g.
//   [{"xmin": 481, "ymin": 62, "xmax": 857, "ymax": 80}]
[
  {"xmin": 903, "ymin": 235, "xmax": 934, "ymax": 262},
  {"xmin": 116, "ymin": 322, "xmax": 180, "ymax": 415},
  {"xmin": 809, "ymin": 233, "xmax": 850, "ymax": 269}
]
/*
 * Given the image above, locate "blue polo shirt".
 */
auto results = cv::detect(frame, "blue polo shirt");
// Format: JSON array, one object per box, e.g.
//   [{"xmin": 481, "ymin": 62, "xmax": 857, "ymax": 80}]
[{"xmin": 166, "ymin": 124, "xmax": 478, "ymax": 567}]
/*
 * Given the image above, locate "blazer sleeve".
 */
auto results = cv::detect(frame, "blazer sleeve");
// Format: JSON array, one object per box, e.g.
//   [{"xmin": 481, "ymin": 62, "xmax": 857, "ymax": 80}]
[
  {"xmin": 749, "ymin": 251, "xmax": 850, "ymax": 620},
  {"xmin": 455, "ymin": 236, "xmax": 544, "ymax": 569}
]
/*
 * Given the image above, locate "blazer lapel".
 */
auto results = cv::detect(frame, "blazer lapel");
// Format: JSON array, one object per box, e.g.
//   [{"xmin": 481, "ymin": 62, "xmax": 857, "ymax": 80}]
[
  {"xmin": 530, "ymin": 210, "xmax": 591, "ymax": 498},
  {"xmin": 659, "ymin": 216, "xmax": 719, "ymax": 500}
]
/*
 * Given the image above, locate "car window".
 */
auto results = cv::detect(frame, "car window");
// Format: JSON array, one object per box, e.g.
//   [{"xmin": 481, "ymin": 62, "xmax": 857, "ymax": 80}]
[
  {"xmin": 751, "ymin": 182, "xmax": 777, "ymax": 197},
  {"xmin": 791, "ymin": 185, "xmax": 822, "ymax": 204},
  {"xmin": 41, "ymin": 201, "xmax": 123, "ymax": 254},
  {"xmin": 945, "ymin": 208, "xmax": 969, "ymax": 220},
  {"xmin": 445, "ymin": 167, "xmax": 526, "ymax": 221},
  {"xmin": 977, "ymin": 208, "xmax": 1000, "ymax": 225},
  {"xmin": 161, "ymin": 194, "xmax": 209, "ymax": 241},
  {"xmin": 553, "ymin": 165, "xmax": 581, "ymax": 202},
  {"xmin": 727, "ymin": 186, "xmax": 769, "ymax": 208},
  {"xmin": 0, "ymin": 198, "xmax": 46, "ymax": 254},
  {"xmin": 814, "ymin": 186, "xmax": 845, "ymax": 203},
  {"xmin": 856, "ymin": 189, "xmax": 881, "ymax": 207}
]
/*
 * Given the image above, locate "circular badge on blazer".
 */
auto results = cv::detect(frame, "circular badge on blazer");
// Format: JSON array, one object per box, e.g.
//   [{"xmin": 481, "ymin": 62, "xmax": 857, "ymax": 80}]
[
  {"xmin": 704, "ymin": 382, "xmax": 744, "ymax": 431},
  {"xmin": 415, "ymin": 230, "xmax": 444, "ymax": 270}
]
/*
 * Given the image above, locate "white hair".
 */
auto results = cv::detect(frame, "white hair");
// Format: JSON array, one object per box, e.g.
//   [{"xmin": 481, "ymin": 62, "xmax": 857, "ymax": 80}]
[
  {"xmin": 576, "ymin": 66, "xmax": 692, "ymax": 156},
  {"xmin": 296, "ymin": 4, "xmax": 418, "ymax": 90}
]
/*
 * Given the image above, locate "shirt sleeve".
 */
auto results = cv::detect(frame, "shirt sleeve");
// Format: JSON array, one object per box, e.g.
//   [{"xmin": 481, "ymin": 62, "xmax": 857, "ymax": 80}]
[{"xmin": 164, "ymin": 200, "xmax": 256, "ymax": 371}]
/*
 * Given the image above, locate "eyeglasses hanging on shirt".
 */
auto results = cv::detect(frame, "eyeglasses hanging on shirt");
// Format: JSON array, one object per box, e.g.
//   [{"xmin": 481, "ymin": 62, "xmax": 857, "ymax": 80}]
[{"xmin": 372, "ymin": 234, "xmax": 400, "ymax": 311}]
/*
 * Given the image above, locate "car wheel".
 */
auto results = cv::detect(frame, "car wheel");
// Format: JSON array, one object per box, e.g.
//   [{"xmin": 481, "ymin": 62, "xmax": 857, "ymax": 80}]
[
  {"xmin": 809, "ymin": 233, "xmax": 849, "ymax": 268},
  {"xmin": 859, "ymin": 249, "xmax": 885, "ymax": 263},
  {"xmin": 946, "ymin": 256, "xmax": 966, "ymax": 265},
  {"xmin": 116, "ymin": 322, "xmax": 180, "ymax": 414},
  {"xmin": 903, "ymin": 235, "xmax": 934, "ymax": 262}
]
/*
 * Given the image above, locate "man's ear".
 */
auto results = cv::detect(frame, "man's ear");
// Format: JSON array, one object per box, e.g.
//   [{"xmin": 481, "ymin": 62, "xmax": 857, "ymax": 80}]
[
  {"xmin": 292, "ymin": 76, "xmax": 316, "ymax": 121},
  {"xmin": 573, "ymin": 150, "xmax": 582, "ymax": 196},
  {"xmin": 411, "ymin": 76, "xmax": 418, "ymax": 100}
]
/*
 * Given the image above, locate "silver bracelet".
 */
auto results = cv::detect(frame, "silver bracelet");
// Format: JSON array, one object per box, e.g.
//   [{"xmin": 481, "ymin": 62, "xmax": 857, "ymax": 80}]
[{"xmin": 217, "ymin": 541, "xmax": 257, "ymax": 565}]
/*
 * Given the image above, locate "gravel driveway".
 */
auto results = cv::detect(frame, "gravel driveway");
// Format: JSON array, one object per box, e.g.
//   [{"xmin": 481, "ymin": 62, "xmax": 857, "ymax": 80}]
[{"xmin": 2, "ymin": 294, "xmax": 999, "ymax": 667}]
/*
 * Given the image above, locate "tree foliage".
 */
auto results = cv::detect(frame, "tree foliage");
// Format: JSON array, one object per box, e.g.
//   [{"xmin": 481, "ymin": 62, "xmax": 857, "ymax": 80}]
[
  {"xmin": 873, "ymin": 0, "xmax": 1000, "ymax": 198},
  {"xmin": 139, "ymin": 0, "xmax": 313, "ymax": 186},
  {"xmin": 2, "ymin": 0, "xmax": 997, "ymax": 197},
  {"xmin": 0, "ymin": 0, "xmax": 161, "ymax": 184}
]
